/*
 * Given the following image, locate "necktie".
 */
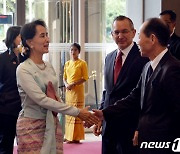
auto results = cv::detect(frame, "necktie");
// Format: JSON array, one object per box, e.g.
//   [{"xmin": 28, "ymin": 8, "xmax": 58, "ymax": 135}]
[
  {"xmin": 145, "ymin": 65, "xmax": 153, "ymax": 86},
  {"xmin": 114, "ymin": 51, "xmax": 123, "ymax": 84}
]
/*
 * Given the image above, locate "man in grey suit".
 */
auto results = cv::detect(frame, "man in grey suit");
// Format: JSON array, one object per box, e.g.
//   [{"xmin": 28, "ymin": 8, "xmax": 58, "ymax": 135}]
[
  {"xmin": 93, "ymin": 18, "xmax": 180, "ymax": 154},
  {"xmin": 93, "ymin": 15, "xmax": 148, "ymax": 154}
]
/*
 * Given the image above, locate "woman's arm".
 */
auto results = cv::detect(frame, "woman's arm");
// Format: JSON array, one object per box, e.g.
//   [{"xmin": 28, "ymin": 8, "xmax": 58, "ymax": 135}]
[
  {"xmin": 17, "ymin": 64, "xmax": 79, "ymax": 116},
  {"xmin": 17, "ymin": 64, "xmax": 99, "ymax": 125}
]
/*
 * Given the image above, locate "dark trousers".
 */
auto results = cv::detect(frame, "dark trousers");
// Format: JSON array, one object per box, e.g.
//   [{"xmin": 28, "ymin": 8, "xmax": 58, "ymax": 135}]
[
  {"xmin": 102, "ymin": 135, "xmax": 139, "ymax": 154},
  {"xmin": 0, "ymin": 114, "xmax": 18, "ymax": 154}
]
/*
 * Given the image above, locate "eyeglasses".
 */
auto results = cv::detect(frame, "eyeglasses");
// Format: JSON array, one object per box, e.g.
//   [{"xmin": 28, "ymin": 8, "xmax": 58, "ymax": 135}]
[{"xmin": 111, "ymin": 29, "xmax": 133, "ymax": 36}]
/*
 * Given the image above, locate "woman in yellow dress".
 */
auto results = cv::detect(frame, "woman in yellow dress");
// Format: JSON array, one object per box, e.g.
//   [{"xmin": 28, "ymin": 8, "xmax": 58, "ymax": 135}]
[{"xmin": 63, "ymin": 43, "xmax": 88, "ymax": 143}]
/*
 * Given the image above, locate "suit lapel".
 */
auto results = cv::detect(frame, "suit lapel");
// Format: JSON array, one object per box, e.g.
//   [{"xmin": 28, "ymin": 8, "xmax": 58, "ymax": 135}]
[
  {"xmin": 142, "ymin": 52, "xmax": 170, "ymax": 109},
  {"xmin": 146, "ymin": 52, "xmax": 169, "ymax": 88},
  {"xmin": 109, "ymin": 50, "xmax": 117, "ymax": 89},
  {"xmin": 140, "ymin": 62, "xmax": 150, "ymax": 109},
  {"xmin": 114, "ymin": 43, "xmax": 139, "ymax": 89}
]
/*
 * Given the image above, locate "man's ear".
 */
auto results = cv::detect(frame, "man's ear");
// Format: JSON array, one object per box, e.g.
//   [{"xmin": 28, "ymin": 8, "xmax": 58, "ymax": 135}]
[
  {"xmin": 172, "ymin": 21, "xmax": 176, "ymax": 29},
  {"xmin": 111, "ymin": 31, "xmax": 113, "ymax": 37},
  {"xmin": 151, "ymin": 34, "xmax": 156, "ymax": 43},
  {"xmin": 132, "ymin": 29, "xmax": 136, "ymax": 38}
]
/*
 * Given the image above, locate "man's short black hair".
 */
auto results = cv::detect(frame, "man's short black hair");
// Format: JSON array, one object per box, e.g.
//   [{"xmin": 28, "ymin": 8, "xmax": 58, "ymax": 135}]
[
  {"xmin": 144, "ymin": 18, "xmax": 170, "ymax": 47},
  {"xmin": 160, "ymin": 10, "xmax": 176, "ymax": 22}
]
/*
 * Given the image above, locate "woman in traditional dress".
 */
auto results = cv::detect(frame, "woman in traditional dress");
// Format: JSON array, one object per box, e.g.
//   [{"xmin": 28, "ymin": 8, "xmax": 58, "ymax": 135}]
[
  {"xmin": 63, "ymin": 43, "xmax": 88, "ymax": 143},
  {"xmin": 16, "ymin": 20, "xmax": 97, "ymax": 154}
]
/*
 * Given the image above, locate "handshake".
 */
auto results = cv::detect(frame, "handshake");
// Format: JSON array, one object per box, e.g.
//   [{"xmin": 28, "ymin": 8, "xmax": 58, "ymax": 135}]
[{"xmin": 77, "ymin": 107, "xmax": 104, "ymax": 136}]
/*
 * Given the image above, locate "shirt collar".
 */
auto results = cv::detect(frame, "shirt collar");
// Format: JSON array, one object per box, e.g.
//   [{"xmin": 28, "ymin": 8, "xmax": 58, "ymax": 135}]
[
  {"xmin": 117, "ymin": 42, "xmax": 134, "ymax": 57},
  {"xmin": 170, "ymin": 28, "xmax": 175, "ymax": 37},
  {"xmin": 150, "ymin": 48, "xmax": 168, "ymax": 70}
]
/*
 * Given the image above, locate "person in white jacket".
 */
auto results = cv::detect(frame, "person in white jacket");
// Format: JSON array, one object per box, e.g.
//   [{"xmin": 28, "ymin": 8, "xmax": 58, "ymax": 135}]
[{"xmin": 16, "ymin": 19, "xmax": 98, "ymax": 154}]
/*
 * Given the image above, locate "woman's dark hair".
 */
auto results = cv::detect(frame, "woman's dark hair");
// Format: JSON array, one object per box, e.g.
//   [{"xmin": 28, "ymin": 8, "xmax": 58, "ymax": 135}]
[
  {"xmin": 5, "ymin": 26, "xmax": 21, "ymax": 50},
  {"xmin": 70, "ymin": 43, "xmax": 81, "ymax": 53},
  {"xmin": 20, "ymin": 19, "xmax": 47, "ymax": 60},
  {"xmin": 143, "ymin": 18, "xmax": 170, "ymax": 46}
]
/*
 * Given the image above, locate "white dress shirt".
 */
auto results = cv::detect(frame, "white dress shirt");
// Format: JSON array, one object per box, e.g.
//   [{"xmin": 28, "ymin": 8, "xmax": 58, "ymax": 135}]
[
  {"xmin": 117, "ymin": 42, "xmax": 134, "ymax": 65},
  {"xmin": 150, "ymin": 48, "xmax": 168, "ymax": 71}
]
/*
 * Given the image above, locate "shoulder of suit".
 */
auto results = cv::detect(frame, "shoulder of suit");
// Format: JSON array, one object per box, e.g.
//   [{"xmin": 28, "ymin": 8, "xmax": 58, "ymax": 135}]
[
  {"xmin": 168, "ymin": 54, "xmax": 180, "ymax": 65},
  {"xmin": 17, "ymin": 59, "xmax": 29, "ymax": 70},
  {"xmin": 173, "ymin": 33, "xmax": 180, "ymax": 38},
  {"xmin": 106, "ymin": 49, "xmax": 117, "ymax": 57},
  {"xmin": 162, "ymin": 59, "xmax": 180, "ymax": 75},
  {"xmin": 171, "ymin": 33, "xmax": 180, "ymax": 41},
  {"xmin": 130, "ymin": 43, "xmax": 140, "ymax": 52},
  {"xmin": 17, "ymin": 59, "xmax": 54, "ymax": 75},
  {"xmin": 0, "ymin": 50, "xmax": 8, "ymax": 57},
  {"xmin": 17, "ymin": 58, "xmax": 39, "ymax": 70}
]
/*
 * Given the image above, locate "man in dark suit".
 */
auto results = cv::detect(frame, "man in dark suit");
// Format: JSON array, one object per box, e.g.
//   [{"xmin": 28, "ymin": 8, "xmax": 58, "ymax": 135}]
[
  {"xmin": 93, "ymin": 15, "xmax": 148, "ymax": 154},
  {"xmin": 160, "ymin": 10, "xmax": 180, "ymax": 60},
  {"xmin": 93, "ymin": 18, "xmax": 180, "ymax": 154}
]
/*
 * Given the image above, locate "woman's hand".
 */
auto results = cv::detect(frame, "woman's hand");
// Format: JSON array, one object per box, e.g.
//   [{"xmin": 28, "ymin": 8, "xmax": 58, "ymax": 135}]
[
  {"xmin": 92, "ymin": 109, "xmax": 104, "ymax": 120},
  {"xmin": 46, "ymin": 81, "xmax": 58, "ymax": 116},
  {"xmin": 66, "ymin": 83, "xmax": 75, "ymax": 90},
  {"xmin": 77, "ymin": 106, "xmax": 99, "ymax": 127}
]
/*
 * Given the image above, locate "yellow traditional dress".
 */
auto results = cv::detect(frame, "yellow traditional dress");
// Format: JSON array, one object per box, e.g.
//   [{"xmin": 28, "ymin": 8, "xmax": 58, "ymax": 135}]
[{"xmin": 63, "ymin": 59, "xmax": 88, "ymax": 141}]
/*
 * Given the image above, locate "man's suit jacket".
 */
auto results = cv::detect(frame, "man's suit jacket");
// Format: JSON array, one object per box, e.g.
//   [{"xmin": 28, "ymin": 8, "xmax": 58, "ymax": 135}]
[
  {"xmin": 100, "ymin": 42, "xmax": 148, "ymax": 139},
  {"xmin": 103, "ymin": 51, "xmax": 180, "ymax": 143},
  {"xmin": 168, "ymin": 33, "xmax": 180, "ymax": 60}
]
